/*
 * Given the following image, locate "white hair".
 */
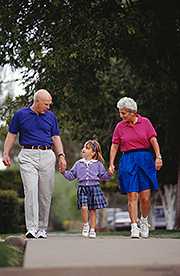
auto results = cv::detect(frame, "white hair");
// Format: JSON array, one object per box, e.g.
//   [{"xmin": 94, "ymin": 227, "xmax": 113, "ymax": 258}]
[{"xmin": 117, "ymin": 97, "xmax": 137, "ymax": 112}]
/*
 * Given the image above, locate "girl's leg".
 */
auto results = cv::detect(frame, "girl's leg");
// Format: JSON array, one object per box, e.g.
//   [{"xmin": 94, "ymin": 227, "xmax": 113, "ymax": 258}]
[
  {"xmin": 81, "ymin": 206, "xmax": 90, "ymax": 237},
  {"xmin": 89, "ymin": 209, "xmax": 96, "ymax": 238},
  {"xmin": 81, "ymin": 206, "xmax": 88, "ymax": 224},
  {"xmin": 89, "ymin": 209, "xmax": 96, "ymax": 229}
]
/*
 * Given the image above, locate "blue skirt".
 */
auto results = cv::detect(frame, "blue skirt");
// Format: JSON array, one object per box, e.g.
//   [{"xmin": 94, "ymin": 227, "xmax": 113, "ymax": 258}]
[
  {"xmin": 77, "ymin": 185, "xmax": 107, "ymax": 210},
  {"xmin": 118, "ymin": 149, "xmax": 159, "ymax": 194}
]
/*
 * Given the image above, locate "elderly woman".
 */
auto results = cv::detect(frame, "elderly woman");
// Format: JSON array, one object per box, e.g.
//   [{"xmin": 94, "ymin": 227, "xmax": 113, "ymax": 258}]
[{"xmin": 109, "ymin": 97, "xmax": 162, "ymax": 238}]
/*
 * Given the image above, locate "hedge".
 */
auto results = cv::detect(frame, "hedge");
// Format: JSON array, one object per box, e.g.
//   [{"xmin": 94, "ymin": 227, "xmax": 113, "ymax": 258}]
[{"xmin": 0, "ymin": 190, "xmax": 24, "ymax": 233}]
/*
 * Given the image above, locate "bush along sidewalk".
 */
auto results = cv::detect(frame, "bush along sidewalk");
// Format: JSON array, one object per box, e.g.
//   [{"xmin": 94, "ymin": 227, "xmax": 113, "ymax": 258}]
[{"xmin": 0, "ymin": 241, "xmax": 23, "ymax": 267}]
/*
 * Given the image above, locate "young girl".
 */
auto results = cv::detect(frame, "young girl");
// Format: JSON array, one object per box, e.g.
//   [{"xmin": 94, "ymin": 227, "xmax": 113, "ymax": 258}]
[{"xmin": 62, "ymin": 139, "xmax": 111, "ymax": 238}]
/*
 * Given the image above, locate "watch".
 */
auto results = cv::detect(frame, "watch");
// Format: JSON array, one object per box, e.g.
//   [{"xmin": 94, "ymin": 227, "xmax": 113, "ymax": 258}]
[
  {"xmin": 156, "ymin": 155, "xmax": 162, "ymax": 160},
  {"xmin": 58, "ymin": 153, "xmax": 65, "ymax": 158}
]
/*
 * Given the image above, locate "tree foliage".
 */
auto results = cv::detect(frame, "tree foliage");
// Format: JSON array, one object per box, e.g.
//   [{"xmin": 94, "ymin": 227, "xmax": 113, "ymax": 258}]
[{"xmin": 1, "ymin": 1, "xmax": 180, "ymax": 207}]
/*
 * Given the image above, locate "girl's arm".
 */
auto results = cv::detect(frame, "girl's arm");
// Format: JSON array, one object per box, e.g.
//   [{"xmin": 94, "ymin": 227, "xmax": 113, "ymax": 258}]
[
  {"xmin": 62, "ymin": 162, "xmax": 77, "ymax": 181},
  {"xmin": 98, "ymin": 162, "xmax": 111, "ymax": 181}
]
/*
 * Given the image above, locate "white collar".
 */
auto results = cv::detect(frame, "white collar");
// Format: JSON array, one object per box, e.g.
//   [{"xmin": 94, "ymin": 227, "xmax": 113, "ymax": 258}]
[{"xmin": 79, "ymin": 158, "xmax": 98, "ymax": 164}]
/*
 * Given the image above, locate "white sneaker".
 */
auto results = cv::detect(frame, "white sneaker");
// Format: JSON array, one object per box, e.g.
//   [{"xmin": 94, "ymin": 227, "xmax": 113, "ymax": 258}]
[
  {"xmin": 36, "ymin": 229, "xmax": 48, "ymax": 239},
  {"xmin": 140, "ymin": 217, "xmax": 150, "ymax": 238},
  {"xmin": 89, "ymin": 229, "xmax": 96, "ymax": 238},
  {"xmin": 82, "ymin": 223, "xmax": 90, "ymax": 237},
  {"xmin": 131, "ymin": 224, "xmax": 140, "ymax": 239},
  {"xmin": 25, "ymin": 229, "xmax": 37, "ymax": 239}
]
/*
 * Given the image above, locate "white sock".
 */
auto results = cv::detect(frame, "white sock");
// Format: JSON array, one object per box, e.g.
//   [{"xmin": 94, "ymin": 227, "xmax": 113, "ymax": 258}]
[
  {"xmin": 141, "ymin": 216, "xmax": 148, "ymax": 221},
  {"xmin": 131, "ymin": 223, "xmax": 137, "ymax": 228},
  {"xmin": 90, "ymin": 228, "xmax": 95, "ymax": 232}
]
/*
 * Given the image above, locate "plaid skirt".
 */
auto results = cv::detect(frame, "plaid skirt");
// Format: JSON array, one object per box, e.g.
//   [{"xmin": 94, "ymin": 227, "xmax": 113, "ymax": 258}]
[{"xmin": 77, "ymin": 185, "xmax": 107, "ymax": 210}]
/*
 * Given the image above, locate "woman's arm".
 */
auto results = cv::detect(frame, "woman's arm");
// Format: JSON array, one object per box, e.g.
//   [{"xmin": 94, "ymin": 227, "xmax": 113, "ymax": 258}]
[
  {"xmin": 109, "ymin": 143, "xmax": 119, "ymax": 175},
  {"xmin": 150, "ymin": 136, "xmax": 163, "ymax": 171}
]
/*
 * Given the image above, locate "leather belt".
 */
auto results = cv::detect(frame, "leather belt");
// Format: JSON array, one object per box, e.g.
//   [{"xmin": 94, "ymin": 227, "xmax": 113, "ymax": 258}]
[{"xmin": 22, "ymin": 145, "xmax": 52, "ymax": 150}]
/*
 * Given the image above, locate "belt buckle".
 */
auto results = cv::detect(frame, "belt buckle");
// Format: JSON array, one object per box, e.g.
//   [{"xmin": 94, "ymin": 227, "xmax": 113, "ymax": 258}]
[
  {"xmin": 37, "ymin": 145, "xmax": 41, "ymax": 150},
  {"xmin": 32, "ymin": 145, "xmax": 35, "ymax": 149}
]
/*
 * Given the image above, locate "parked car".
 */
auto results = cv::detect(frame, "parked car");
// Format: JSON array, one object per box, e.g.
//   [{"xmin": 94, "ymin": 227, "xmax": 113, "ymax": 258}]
[{"xmin": 114, "ymin": 211, "xmax": 131, "ymax": 230}]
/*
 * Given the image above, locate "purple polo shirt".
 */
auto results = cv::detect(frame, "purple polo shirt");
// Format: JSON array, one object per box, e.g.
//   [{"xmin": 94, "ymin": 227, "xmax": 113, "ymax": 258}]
[
  {"xmin": 63, "ymin": 158, "xmax": 111, "ymax": 186},
  {"xmin": 112, "ymin": 114, "xmax": 157, "ymax": 152},
  {"xmin": 8, "ymin": 107, "xmax": 60, "ymax": 146}
]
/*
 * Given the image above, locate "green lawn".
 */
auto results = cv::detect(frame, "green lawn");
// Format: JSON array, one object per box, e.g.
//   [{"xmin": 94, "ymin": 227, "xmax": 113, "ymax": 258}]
[{"xmin": 0, "ymin": 242, "xmax": 23, "ymax": 267}]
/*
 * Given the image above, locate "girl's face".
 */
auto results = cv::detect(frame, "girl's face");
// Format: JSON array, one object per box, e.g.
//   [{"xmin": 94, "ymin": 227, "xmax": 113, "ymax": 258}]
[{"xmin": 81, "ymin": 143, "xmax": 95, "ymax": 160}]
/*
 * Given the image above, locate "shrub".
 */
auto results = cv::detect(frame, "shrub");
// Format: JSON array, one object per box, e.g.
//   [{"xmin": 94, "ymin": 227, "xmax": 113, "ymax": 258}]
[
  {"xmin": 0, "ymin": 190, "xmax": 24, "ymax": 233},
  {"xmin": 0, "ymin": 169, "xmax": 24, "ymax": 197}
]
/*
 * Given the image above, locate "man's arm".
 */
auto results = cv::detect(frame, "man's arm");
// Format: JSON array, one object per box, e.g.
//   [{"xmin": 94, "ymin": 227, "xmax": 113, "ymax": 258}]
[
  {"xmin": 52, "ymin": 135, "xmax": 67, "ymax": 172},
  {"xmin": 3, "ymin": 132, "xmax": 17, "ymax": 167}
]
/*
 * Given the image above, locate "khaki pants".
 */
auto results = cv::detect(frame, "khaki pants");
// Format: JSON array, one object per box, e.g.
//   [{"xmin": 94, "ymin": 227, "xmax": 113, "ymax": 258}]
[{"xmin": 18, "ymin": 149, "xmax": 56, "ymax": 231}]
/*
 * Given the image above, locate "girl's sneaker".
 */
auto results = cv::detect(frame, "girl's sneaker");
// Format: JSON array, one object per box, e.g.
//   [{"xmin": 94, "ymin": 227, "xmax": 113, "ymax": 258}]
[
  {"xmin": 82, "ymin": 223, "xmax": 90, "ymax": 237},
  {"xmin": 89, "ymin": 228, "xmax": 96, "ymax": 238}
]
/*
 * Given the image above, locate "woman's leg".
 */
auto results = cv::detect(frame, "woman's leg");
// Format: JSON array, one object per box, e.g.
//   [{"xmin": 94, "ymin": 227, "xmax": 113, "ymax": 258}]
[
  {"xmin": 128, "ymin": 192, "xmax": 140, "ymax": 238},
  {"xmin": 139, "ymin": 189, "xmax": 151, "ymax": 238},
  {"xmin": 128, "ymin": 192, "xmax": 139, "ymax": 223},
  {"xmin": 139, "ymin": 189, "xmax": 151, "ymax": 218}
]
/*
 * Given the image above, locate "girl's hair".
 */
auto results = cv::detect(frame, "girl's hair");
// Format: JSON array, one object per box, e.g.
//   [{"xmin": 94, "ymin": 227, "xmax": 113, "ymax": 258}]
[{"xmin": 84, "ymin": 139, "xmax": 104, "ymax": 162}]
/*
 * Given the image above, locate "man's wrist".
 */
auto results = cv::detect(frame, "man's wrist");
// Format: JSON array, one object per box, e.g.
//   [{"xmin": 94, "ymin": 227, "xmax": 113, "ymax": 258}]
[{"xmin": 57, "ymin": 153, "xmax": 65, "ymax": 158}]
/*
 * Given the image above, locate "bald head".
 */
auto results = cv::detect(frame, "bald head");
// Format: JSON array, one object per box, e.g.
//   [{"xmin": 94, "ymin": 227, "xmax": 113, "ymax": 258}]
[
  {"xmin": 32, "ymin": 89, "xmax": 52, "ymax": 114},
  {"xmin": 33, "ymin": 89, "xmax": 52, "ymax": 102}
]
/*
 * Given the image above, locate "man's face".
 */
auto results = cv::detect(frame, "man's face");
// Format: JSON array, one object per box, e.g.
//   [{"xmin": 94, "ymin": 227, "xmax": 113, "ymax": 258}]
[{"xmin": 36, "ymin": 98, "xmax": 52, "ymax": 113}]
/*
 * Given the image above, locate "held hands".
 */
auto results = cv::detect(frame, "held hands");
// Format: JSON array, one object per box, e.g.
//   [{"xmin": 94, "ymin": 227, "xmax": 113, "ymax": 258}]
[
  {"xmin": 58, "ymin": 155, "xmax": 67, "ymax": 173},
  {"xmin": 108, "ymin": 164, "xmax": 115, "ymax": 176}
]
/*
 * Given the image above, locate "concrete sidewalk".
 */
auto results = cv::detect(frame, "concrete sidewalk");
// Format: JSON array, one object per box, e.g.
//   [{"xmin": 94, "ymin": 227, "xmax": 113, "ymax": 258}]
[
  {"xmin": 1, "ymin": 234, "xmax": 180, "ymax": 276},
  {"xmin": 24, "ymin": 233, "xmax": 180, "ymax": 269}
]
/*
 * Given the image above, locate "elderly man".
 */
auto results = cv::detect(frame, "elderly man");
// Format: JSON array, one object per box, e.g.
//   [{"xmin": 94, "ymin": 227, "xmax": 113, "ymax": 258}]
[{"xmin": 3, "ymin": 89, "xmax": 66, "ymax": 239}]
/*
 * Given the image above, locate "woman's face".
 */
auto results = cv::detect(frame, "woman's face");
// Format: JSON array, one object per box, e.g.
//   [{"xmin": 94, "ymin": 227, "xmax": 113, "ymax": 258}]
[{"xmin": 119, "ymin": 108, "xmax": 136, "ymax": 122}]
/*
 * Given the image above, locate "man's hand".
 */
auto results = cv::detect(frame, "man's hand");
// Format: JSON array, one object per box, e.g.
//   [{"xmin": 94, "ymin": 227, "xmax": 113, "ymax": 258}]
[
  {"xmin": 2, "ymin": 153, "xmax": 12, "ymax": 167},
  {"xmin": 58, "ymin": 156, "xmax": 67, "ymax": 173}
]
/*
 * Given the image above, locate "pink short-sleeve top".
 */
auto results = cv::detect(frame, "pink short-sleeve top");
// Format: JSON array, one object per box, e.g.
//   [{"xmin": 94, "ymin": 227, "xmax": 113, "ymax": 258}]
[{"xmin": 112, "ymin": 114, "xmax": 157, "ymax": 152}]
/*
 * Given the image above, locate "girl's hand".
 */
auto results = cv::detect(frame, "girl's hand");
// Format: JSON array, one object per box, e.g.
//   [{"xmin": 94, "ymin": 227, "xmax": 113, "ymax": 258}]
[
  {"xmin": 155, "ymin": 158, "xmax": 163, "ymax": 171},
  {"xmin": 108, "ymin": 164, "xmax": 115, "ymax": 175}
]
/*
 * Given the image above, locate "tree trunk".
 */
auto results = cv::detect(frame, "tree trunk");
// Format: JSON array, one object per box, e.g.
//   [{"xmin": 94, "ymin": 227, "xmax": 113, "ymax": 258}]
[
  {"xmin": 159, "ymin": 185, "xmax": 176, "ymax": 230},
  {"xmin": 175, "ymin": 162, "xmax": 180, "ymax": 229}
]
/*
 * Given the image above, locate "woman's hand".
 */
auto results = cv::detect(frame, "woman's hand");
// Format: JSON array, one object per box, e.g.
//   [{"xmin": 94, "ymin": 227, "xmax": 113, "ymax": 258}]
[
  {"xmin": 155, "ymin": 158, "xmax": 163, "ymax": 171},
  {"xmin": 108, "ymin": 164, "xmax": 115, "ymax": 175}
]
